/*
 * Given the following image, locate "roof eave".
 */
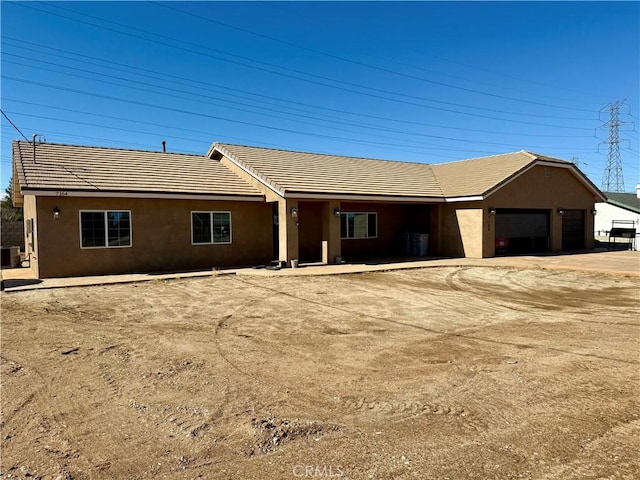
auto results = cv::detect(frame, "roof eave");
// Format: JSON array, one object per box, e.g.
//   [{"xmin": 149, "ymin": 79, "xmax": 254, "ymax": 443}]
[
  {"xmin": 606, "ymin": 199, "xmax": 640, "ymax": 214},
  {"xmin": 211, "ymin": 144, "xmax": 286, "ymax": 197},
  {"xmin": 282, "ymin": 191, "xmax": 445, "ymax": 202},
  {"xmin": 20, "ymin": 188, "xmax": 264, "ymax": 202}
]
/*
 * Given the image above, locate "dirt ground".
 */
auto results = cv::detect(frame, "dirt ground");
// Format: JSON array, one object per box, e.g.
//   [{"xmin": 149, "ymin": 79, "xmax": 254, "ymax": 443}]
[{"xmin": 1, "ymin": 266, "xmax": 639, "ymax": 479}]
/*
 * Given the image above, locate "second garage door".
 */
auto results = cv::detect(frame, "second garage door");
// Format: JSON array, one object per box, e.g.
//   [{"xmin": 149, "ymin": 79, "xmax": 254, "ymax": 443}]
[
  {"xmin": 562, "ymin": 209, "xmax": 585, "ymax": 250},
  {"xmin": 495, "ymin": 209, "xmax": 550, "ymax": 255}
]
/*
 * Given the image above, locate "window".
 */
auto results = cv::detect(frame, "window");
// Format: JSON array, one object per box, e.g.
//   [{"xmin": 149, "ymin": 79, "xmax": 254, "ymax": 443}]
[
  {"xmin": 191, "ymin": 211, "xmax": 232, "ymax": 244},
  {"xmin": 340, "ymin": 212, "xmax": 377, "ymax": 239},
  {"xmin": 80, "ymin": 210, "xmax": 131, "ymax": 248}
]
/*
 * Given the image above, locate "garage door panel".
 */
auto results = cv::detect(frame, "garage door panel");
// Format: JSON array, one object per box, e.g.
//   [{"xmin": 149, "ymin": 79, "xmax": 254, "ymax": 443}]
[
  {"xmin": 496, "ymin": 213, "xmax": 548, "ymax": 238},
  {"xmin": 562, "ymin": 210, "xmax": 585, "ymax": 250},
  {"xmin": 496, "ymin": 209, "xmax": 550, "ymax": 255}
]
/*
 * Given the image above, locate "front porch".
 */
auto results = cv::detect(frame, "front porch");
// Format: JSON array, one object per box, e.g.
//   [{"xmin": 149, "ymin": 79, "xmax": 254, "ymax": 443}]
[{"xmin": 276, "ymin": 199, "xmax": 438, "ymax": 266}]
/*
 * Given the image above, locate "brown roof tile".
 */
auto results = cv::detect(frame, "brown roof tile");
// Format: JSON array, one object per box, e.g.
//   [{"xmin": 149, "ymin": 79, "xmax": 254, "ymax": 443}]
[
  {"xmin": 430, "ymin": 151, "xmax": 538, "ymax": 197},
  {"xmin": 431, "ymin": 151, "xmax": 577, "ymax": 197},
  {"xmin": 13, "ymin": 141, "xmax": 262, "ymax": 198},
  {"xmin": 14, "ymin": 141, "xmax": 595, "ymax": 203},
  {"xmin": 213, "ymin": 143, "xmax": 443, "ymax": 198}
]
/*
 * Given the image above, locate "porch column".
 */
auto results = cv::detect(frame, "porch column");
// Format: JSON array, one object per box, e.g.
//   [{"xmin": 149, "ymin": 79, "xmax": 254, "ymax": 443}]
[
  {"xmin": 278, "ymin": 198, "xmax": 299, "ymax": 264},
  {"xmin": 322, "ymin": 200, "xmax": 342, "ymax": 264},
  {"xmin": 483, "ymin": 204, "xmax": 496, "ymax": 258}
]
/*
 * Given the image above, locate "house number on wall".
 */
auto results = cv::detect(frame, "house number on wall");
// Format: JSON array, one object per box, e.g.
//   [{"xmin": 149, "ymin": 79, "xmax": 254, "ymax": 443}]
[{"xmin": 56, "ymin": 191, "xmax": 68, "ymax": 196}]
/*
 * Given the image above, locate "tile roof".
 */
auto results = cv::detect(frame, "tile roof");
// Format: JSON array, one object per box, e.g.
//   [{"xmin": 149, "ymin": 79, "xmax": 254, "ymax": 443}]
[
  {"xmin": 212, "ymin": 143, "xmax": 443, "ymax": 198},
  {"xmin": 13, "ymin": 140, "xmax": 599, "ymax": 203},
  {"xmin": 603, "ymin": 192, "xmax": 640, "ymax": 214},
  {"xmin": 213, "ymin": 144, "xmax": 578, "ymax": 199},
  {"xmin": 430, "ymin": 151, "xmax": 568, "ymax": 197},
  {"xmin": 12, "ymin": 141, "xmax": 262, "ymax": 198}
]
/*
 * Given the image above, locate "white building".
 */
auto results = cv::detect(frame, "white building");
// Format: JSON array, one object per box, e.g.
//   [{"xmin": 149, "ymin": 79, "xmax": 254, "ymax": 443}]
[{"xmin": 594, "ymin": 184, "xmax": 640, "ymax": 249}]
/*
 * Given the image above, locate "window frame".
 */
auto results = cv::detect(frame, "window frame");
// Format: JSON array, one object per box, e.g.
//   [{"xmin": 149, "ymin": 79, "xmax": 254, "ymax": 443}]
[
  {"xmin": 340, "ymin": 212, "xmax": 378, "ymax": 240},
  {"xmin": 190, "ymin": 211, "xmax": 232, "ymax": 245},
  {"xmin": 79, "ymin": 210, "xmax": 132, "ymax": 249}
]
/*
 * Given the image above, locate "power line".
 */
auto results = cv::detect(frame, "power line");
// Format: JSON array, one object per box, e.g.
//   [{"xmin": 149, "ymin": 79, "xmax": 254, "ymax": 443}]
[
  {"xmin": 0, "ymin": 121, "xmax": 478, "ymax": 161},
  {"xmin": 8, "ymin": 2, "xmax": 596, "ymax": 122},
  {"xmin": 273, "ymin": 2, "xmax": 614, "ymax": 104},
  {"xmin": 0, "ymin": 108, "xmax": 29, "ymax": 141},
  {"xmin": 150, "ymin": 1, "xmax": 596, "ymax": 114},
  {"xmin": 2, "ymin": 57, "xmax": 598, "ymax": 151},
  {"xmin": 2, "ymin": 77, "xmax": 599, "ymax": 154},
  {"xmin": 2, "ymin": 38, "xmax": 597, "ymax": 136},
  {"xmin": 1, "ymin": 108, "xmax": 515, "ymax": 158}
]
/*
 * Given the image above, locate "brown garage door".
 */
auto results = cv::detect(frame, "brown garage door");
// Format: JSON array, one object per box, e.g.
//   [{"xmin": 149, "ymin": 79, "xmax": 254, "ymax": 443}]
[
  {"xmin": 495, "ymin": 209, "xmax": 550, "ymax": 254},
  {"xmin": 562, "ymin": 210, "xmax": 585, "ymax": 250}
]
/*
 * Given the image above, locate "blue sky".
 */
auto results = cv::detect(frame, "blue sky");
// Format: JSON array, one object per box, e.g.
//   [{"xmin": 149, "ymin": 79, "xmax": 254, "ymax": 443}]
[{"xmin": 1, "ymin": 1, "xmax": 639, "ymax": 195}]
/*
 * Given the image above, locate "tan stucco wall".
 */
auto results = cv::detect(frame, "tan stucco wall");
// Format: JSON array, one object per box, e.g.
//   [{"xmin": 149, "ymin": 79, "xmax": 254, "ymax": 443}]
[
  {"xmin": 437, "ymin": 202, "xmax": 479, "ymax": 258},
  {"xmin": 279, "ymin": 199, "xmax": 299, "ymax": 263},
  {"xmin": 22, "ymin": 195, "xmax": 39, "ymax": 277},
  {"xmin": 34, "ymin": 196, "xmax": 273, "ymax": 278},
  {"xmin": 455, "ymin": 208, "xmax": 484, "ymax": 258}
]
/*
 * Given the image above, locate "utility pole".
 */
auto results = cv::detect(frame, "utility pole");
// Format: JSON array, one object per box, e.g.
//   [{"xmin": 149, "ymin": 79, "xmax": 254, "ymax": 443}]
[{"xmin": 599, "ymin": 100, "xmax": 629, "ymax": 192}]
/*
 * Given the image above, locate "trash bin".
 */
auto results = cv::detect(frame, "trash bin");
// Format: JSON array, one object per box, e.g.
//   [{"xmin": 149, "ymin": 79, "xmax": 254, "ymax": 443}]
[
  {"xmin": 290, "ymin": 259, "xmax": 299, "ymax": 268},
  {"xmin": 403, "ymin": 232, "xmax": 412, "ymax": 256},
  {"xmin": 414, "ymin": 234, "xmax": 429, "ymax": 256}
]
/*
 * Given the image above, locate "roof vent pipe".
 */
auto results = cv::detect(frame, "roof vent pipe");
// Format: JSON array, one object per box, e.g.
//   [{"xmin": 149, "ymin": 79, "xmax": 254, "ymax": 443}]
[
  {"xmin": 32, "ymin": 133, "xmax": 37, "ymax": 164},
  {"xmin": 162, "ymin": 140, "xmax": 166, "ymax": 153}
]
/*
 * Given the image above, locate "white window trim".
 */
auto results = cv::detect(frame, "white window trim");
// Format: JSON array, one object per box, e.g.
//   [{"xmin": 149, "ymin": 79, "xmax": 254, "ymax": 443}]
[
  {"xmin": 340, "ymin": 212, "xmax": 378, "ymax": 240},
  {"xmin": 79, "ymin": 210, "xmax": 132, "ymax": 249},
  {"xmin": 190, "ymin": 211, "xmax": 233, "ymax": 245}
]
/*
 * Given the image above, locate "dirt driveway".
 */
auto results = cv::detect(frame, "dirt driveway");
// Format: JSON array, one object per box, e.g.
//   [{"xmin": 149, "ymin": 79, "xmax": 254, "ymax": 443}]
[{"xmin": 1, "ymin": 266, "xmax": 639, "ymax": 479}]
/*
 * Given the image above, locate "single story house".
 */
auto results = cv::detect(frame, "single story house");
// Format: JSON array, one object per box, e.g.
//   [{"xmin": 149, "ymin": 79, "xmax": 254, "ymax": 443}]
[{"xmin": 12, "ymin": 140, "xmax": 605, "ymax": 278}]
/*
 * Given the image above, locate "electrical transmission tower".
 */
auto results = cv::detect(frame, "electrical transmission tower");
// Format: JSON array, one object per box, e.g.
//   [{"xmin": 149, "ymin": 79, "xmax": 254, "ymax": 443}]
[{"xmin": 599, "ymin": 100, "xmax": 629, "ymax": 192}]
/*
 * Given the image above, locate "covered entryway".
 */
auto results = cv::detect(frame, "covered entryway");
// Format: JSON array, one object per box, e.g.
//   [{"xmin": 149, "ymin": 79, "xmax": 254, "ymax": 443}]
[
  {"xmin": 495, "ymin": 209, "xmax": 550, "ymax": 255},
  {"xmin": 562, "ymin": 209, "xmax": 585, "ymax": 250}
]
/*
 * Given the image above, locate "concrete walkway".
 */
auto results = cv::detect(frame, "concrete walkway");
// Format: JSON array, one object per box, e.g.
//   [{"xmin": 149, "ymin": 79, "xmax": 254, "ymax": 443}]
[{"xmin": 1, "ymin": 250, "xmax": 638, "ymax": 293}]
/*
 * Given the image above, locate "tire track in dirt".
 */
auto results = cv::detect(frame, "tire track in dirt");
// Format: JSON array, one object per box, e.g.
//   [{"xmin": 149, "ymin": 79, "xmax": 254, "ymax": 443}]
[
  {"xmin": 444, "ymin": 267, "xmax": 537, "ymax": 315},
  {"xmin": 213, "ymin": 292, "xmax": 275, "ymax": 380},
  {"xmin": 2, "ymin": 351, "xmax": 111, "ymax": 477},
  {"xmin": 460, "ymin": 268, "xmax": 639, "ymax": 321},
  {"xmin": 341, "ymin": 396, "xmax": 468, "ymax": 418},
  {"xmin": 130, "ymin": 400, "xmax": 213, "ymax": 438},
  {"xmin": 232, "ymin": 272, "xmax": 640, "ymax": 365}
]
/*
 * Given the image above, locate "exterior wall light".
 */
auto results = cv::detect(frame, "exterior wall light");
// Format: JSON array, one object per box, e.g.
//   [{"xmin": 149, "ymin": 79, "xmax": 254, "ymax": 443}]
[
  {"xmin": 334, "ymin": 207, "xmax": 341, "ymax": 217},
  {"xmin": 557, "ymin": 208, "xmax": 564, "ymax": 216},
  {"xmin": 53, "ymin": 206, "xmax": 61, "ymax": 220},
  {"xmin": 488, "ymin": 207, "xmax": 496, "ymax": 216},
  {"xmin": 591, "ymin": 208, "xmax": 597, "ymax": 215},
  {"xmin": 290, "ymin": 207, "xmax": 298, "ymax": 218}
]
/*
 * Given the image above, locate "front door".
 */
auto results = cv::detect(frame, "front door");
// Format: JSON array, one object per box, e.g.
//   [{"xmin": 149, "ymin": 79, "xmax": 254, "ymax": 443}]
[{"xmin": 298, "ymin": 201, "xmax": 324, "ymax": 262}]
